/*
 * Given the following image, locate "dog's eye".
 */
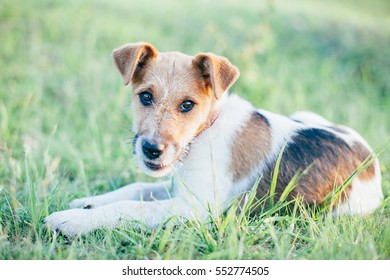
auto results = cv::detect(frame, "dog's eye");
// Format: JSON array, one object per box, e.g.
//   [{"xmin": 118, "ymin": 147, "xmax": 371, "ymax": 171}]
[
  {"xmin": 139, "ymin": 92, "xmax": 153, "ymax": 106},
  {"xmin": 180, "ymin": 100, "xmax": 195, "ymax": 113}
]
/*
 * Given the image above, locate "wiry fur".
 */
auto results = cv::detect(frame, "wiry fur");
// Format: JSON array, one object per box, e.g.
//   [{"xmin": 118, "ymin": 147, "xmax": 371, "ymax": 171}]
[{"xmin": 46, "ymin": 43, "xmax": 383, "ymax": 236}]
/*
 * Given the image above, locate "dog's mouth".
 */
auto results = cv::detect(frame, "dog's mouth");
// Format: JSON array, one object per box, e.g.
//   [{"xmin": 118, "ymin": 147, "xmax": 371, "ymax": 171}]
[
  {"xmin": 141, "ymin": 146, "xmax": 190, "ymax": 176},
  {"xmin": 134, "ymin": 135, "xmax": 192, "ymax": 176},
  {"xmin": 143, "ymin": 161, "xmax": 168, "ymax": 171},
  {"xmin": 142, "ymin": 143, "xmax": 191, "ymax": 169},
  {"xmin": 141, "ymin": 160, "xmax": 173, "ymax": 177}
]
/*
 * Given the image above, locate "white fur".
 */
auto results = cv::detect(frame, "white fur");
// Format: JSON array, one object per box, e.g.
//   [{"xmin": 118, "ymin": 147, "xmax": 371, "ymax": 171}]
[
  {"xmin": 46, "ymin": 94, "xmax": 383, "ymax": 236},
  {"xmin": 290, "ymin": 111, "xmax": 333, "ymax": 126},
  {"xmin": 334, "ymin": 159, "xmax": 383, "ymax": 215}
]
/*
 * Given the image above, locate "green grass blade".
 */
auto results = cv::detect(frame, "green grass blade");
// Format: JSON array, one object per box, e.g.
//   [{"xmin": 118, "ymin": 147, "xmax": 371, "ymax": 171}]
[{"xmin": 269, "ymin": 143, "xmax": 287, "ymax": 208}]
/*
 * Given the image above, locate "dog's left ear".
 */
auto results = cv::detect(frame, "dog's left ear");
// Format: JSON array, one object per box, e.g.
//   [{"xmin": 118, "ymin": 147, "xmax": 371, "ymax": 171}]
[
  {"xmin": 112, "ymin": 42, "xmax": 158, "ymax": 86},
  {"xmin": 193, "ymin": 53, "xmax": 240, "ymax": 99}
]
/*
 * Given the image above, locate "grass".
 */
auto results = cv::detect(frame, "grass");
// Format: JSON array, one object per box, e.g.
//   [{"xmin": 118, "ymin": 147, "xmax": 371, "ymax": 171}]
[{"xmin": 0, "ymin": 0, "xmax": 390, "ymax": 259}]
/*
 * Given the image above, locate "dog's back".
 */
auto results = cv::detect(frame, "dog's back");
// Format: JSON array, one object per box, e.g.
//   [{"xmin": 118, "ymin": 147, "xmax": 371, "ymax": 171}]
[{"xmin": 236, "ymin": 108, "xmax": 383, "ymax": 215}]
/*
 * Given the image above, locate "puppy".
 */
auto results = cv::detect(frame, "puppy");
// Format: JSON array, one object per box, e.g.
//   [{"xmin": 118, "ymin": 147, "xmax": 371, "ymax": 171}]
[{"xmin": 46, "ymin": 42, "xmax": 383, "ymax": 236}]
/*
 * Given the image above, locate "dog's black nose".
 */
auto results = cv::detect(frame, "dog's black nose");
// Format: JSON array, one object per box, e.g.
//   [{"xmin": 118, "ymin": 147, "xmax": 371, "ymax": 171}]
[{"xmin": 142, "ymin": 140, "xmax": 163, "ymax": 160}]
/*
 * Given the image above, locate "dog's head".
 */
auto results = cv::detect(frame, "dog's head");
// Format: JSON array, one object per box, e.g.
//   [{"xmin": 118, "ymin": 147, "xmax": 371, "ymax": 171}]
[{"xmin": 112, "ymin": 42, "xmax": 239, "ymax": 177}]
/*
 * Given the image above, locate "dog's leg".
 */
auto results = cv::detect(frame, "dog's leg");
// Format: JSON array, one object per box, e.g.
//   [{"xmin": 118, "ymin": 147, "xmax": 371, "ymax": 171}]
[
  {"xmin": 69, "ymin": 181, "xmax": 172, "ymax": 209},
  {"xmin": 46, "ymin": 194, "xmax": 203, "ymax": 236}
]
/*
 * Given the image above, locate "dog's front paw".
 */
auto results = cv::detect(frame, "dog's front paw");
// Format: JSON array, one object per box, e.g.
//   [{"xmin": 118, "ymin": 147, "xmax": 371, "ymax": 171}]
[{"xmin": 45, "ymin": 209, "xmax": 95, "ymax": 236}]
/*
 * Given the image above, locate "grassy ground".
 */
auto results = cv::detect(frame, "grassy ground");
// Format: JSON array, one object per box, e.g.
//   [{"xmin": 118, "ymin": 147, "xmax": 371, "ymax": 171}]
[{"xmin": 1, "ymin": 0, "xmax": 389, "ymax": 259}]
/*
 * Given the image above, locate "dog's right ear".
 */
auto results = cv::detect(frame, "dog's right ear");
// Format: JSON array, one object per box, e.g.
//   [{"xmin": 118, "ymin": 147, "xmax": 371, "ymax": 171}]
[
  {"xmin": 112, "ymin": 42, "xmax": 158, "ymax": 86},
  {"xmin": 192, "ymin": 53, "xmax": 240, "ymax": 100}
]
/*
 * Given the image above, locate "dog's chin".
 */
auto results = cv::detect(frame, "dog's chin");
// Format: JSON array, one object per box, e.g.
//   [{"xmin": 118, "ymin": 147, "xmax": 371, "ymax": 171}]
[{"xmin": 140, "ymin": 160, "xmax": 172, "ymax": 177}]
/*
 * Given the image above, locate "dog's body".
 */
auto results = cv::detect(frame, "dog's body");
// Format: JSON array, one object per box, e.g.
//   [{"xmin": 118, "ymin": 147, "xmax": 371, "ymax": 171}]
[{"xmin": 46, "ymin": 43, "xmax": 383, "ymax": 236}]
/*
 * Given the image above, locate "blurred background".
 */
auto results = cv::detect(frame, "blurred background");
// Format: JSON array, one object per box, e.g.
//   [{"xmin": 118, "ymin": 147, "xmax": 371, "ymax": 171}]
[{"xmin": 1, "ymin": 0, "xmax": 389, "ymax": 195}]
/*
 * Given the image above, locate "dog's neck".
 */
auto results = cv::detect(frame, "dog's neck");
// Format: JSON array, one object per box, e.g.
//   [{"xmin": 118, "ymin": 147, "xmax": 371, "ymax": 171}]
[
  {"xmin": 195, "ymin": 106, "xmax": 222, "ymax": 138},
  {"xmin": 207, "ymin": 107, "xmax": 221, "ymax": 129}
]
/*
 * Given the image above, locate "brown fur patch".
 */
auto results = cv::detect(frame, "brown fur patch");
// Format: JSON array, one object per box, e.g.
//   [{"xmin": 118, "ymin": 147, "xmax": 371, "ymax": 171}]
[
  {"xmin": 255, "ymin": 128, "xmax": 376, "ymax": 207},
  {"xmin": 229, "ymin": 112, "xmax": 272, "ymax": 182},
  {"xmin": 354, "ymin": 143, "xmax": 375, "ymax": 181}
]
